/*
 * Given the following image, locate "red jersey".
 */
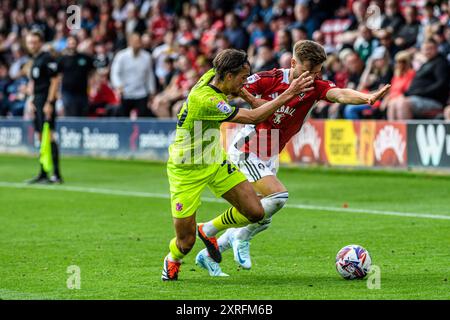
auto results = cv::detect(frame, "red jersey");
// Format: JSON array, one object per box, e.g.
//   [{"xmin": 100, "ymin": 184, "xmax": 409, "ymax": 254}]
[{"xmin": 239, "ymin": 68, "xmax": 336, "ymax": 157}]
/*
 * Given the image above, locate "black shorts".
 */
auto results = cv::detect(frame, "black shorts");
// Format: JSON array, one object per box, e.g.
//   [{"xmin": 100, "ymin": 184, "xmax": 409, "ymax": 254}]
[{"xmin": 33, "ymin": 94, "xmax": 56, "ymax": 133}]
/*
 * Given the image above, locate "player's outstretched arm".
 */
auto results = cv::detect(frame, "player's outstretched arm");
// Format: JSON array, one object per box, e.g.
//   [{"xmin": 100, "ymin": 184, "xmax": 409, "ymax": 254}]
[
  {"xmin": 326, "ymin": 84, "xmax": 391, "ymax": 105},
  {"xmin": 238, "ymin": 88, "xmax": 267, "ymax": 109},
  {"xmin": 230, "ymin": 72, "xmax": 313, "ymax": 124}
]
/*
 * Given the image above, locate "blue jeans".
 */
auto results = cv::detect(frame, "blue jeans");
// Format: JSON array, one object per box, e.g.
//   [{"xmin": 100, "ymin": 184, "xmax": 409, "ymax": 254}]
[{"xmin": 344, "ymin": 104, "xmax": 371, "ymax": 119}]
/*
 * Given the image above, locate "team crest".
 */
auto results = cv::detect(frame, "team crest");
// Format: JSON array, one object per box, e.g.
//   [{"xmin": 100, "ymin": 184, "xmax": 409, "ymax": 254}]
[{"xmin": 273, "ymin": 113, "xmax": 285, "ymax": 124}]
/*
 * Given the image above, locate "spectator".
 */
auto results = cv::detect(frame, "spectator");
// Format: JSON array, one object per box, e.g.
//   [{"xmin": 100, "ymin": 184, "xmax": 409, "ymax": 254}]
[
  {"xmin": 110, "ymin": 32, "xmax": 156, "ymax": 117},
  {"xmin": 344, "ymin": 46, "xmax": 393, "ymax": 119},
  {"xmin": 223, "ymin": 12, "xmax": 249, "ymax": 51},
  {"xmin": 57, "ymin": 35, "xmax": 95, "ymax": 117},
  {"xmin": 344, "ymin": 50, "xmax": 365, "ymax": 90},
  {"xmin": 151, "ymin": 54, "xmax": 193, "ymax": 118},
  {"xmin": 8, "ymin": 43, "xmax": 29, "ymax": 80},
  {"xmin": 252, "ymin": 44, "xmax": 279, "ymax": 72},
  {"xmin": 353, "ymin": 24, "xmax": 378, "ymax": 63},
  {"xmin": 248, "ymin": 14, "xmax": 274, "ymax": 50},
  {"xmin": 148, "ymin": 1, "xmax": 173, "ymax": 46},
  {"xmin": 289, "ymin": 2, "xmax": 319, "ymax": 39},
  {"xmin": 358, "ymin": 46, "xmax": 393, "ymax": 92},
  {"xmin": 81, "ymin": 6, "xmax": 98, "ymax": 33},
  {"xmin": 260, "ymin": 0, "xmax": 275, "ymax": 25},
  {"xmin": 273, "ymin": 28, "xmax": 292, "ymax": 60},
  {"xmin": 51, "ymin": 22, "xmax": 67, "ymax": 53},
  {"xmin": 383, "ymin": 50, "xmax": 416, "ymax": 120},
  {"xmin": 390, "ymin": 39, "xmax": 449, "ymax": 119},
  {"xmin": 88, "ymin": 68, "xmax": 120, "ymax": 117},
  {"xmin": 328, "ymin": 50, "xmax": 365, "ymax": 119},
  {"xmin": 291, "ymin": 25, "xmax": 309, "ymax": 43},
  {"xmin": 395, "ymin": 5, "xmax": 421, "ymax": 50},
  {"xmin": 6, "ymin": 75, "xmax": 28, "ymax": 116},
  {"xmin": 175, "ymin": 16, "xmax": 195, "ymax": 46},
  {"xmin": 375, "ymin": 29, "xmax": 400, "ymax": 63},
  {"xmin": 152, "ymin": 30, "xmax": 177, "ymax": 87},
  {"xmin": 380, "ymin": 0, "xmax": 406, "ymax": 37},
  {"xmin": 124, "ymin": 3, "xmax": 146, "ymax": 36},
  {"xmin": 278, "ymin": 51, "xmax": 293, "ymax": 69},
  {"xmin": 0, "ymin": 63, "xmax": 10, "ymax": 116},
  {"xmin": 312, "ymin": 30, "xmax": 335, "ymax": 54},
  {"xmin": 93, "ymin": 42, "xmax": 111, "ymax": 69},
  {"xmin": 417, "ymin": 2, "xmax": 441, "ymax": 46}
]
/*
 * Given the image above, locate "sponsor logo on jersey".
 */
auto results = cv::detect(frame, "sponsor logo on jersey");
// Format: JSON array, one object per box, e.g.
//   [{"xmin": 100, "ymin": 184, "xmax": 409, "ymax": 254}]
[
  {"xmin": 216, "ymin": 101, "xmax": 232, "ymax": 114},
  {"xmin": 246, "ymin": 74, "xmax": 261, "ymax": 84},
  {"xmin": 273, "ymin": 105, "xmax": 296, "ymax": 124}
]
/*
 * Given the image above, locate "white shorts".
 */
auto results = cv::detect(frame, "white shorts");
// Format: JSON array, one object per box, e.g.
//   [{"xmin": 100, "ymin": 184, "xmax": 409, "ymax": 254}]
[{"xmin": 228, "ymin": 145, "xmax": 279, "ymax": 183}]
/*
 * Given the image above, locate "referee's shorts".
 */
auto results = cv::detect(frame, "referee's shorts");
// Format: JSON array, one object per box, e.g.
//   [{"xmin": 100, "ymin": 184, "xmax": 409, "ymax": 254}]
[{"xmin": 33, "ymin": 94, "xmax": 56, "ymax": 133}]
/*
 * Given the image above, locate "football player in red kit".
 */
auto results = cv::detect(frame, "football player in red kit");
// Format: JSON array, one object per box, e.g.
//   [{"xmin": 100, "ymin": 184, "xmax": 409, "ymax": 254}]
[{"xmin": 195, "ymin": 40, "xmax": 390, "ymax": 276}]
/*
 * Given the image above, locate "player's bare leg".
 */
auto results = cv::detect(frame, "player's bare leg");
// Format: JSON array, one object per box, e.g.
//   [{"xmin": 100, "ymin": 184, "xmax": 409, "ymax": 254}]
[
  {"xmin": 198, "ymin": 175, "xmax": 289, "ymax": 273},
  {"xmin": 162, "ymin": 214, "xmax": 197, "ymax": 281},
  {"xmin": 198, "ymin": 180, "xmax": 264, "ymax": 263}
]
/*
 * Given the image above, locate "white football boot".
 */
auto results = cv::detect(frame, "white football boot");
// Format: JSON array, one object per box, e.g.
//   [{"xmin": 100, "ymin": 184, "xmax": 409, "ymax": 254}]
[
  {"xmin": 229, "ymin": 232, "xmax": 252, "ymax": 270},
  {"xmin": 195, "ymin": 249, "xmax": 229, "ymax": 277}
]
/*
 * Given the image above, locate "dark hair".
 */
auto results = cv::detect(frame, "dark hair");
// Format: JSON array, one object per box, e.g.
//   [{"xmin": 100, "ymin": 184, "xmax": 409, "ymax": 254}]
[
  {"xmin": 213, "ymin": 49, "xmax": 250, "ymax": 80},
  {"xmin": 423, "ymin": 38, "xmax": 438, "ymax": 46},
  {"xmin": 28, "ymin": 29, "xmax": 44, "ymax": 42}
]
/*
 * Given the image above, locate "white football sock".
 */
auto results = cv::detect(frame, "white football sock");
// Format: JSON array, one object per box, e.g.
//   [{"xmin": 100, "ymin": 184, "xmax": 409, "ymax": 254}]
[
  {"xmin": 217, "ymin": 228, "xmax": 235, "ymax": 252},
  {"xmin": 201, "ymin": 221, "xmax": 218, "ymax": 237},
  {"xmin": 235, "ymin": 191, "xmax": 288, "ymax": 241}
]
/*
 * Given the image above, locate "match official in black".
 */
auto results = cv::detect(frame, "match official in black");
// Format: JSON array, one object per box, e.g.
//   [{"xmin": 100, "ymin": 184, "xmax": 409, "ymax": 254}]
[{"xmin": 25, "ymin": 30, "xmax": 63, "ymax": 184}]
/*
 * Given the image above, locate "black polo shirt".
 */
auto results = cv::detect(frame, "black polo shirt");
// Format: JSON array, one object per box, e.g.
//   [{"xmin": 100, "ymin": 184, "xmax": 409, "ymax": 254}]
[
  {"xmin": 30, "ymin": 51, "xmax": 58, "ymax": 97},
  {"xmin": 57, "ymin": 53, "xmax": 94, "ymax": 95}
]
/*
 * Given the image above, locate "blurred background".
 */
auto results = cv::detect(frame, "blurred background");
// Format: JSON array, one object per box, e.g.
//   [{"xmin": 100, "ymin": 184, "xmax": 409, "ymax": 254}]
[{"xmin": 0, "ymin": 0, "xmax": 448, "ymax": 120}]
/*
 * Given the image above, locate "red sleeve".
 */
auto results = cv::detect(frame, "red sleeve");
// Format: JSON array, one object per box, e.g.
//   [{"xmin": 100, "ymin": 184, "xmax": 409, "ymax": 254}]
[
  {"xmin": 244, "ymin": 73, "xmax": 263, "ymax": 95},
  {"xmin": 316, "ymin": 80, "xmax": 338, "ymax": 103}
]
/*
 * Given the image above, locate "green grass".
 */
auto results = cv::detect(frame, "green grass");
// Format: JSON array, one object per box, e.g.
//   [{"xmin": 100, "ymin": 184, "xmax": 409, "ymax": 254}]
[{"xmin": 0, "ymin": 154, "xmax": 449, "ymax": 300}]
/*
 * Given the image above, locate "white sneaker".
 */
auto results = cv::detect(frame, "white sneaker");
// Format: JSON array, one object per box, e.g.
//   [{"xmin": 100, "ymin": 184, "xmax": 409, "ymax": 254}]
[
  {"xmin": 229, "ymin": 233, "xmax": 252, "ymax": 270},
  {"xmin": 195, "ymin": 249, "xmax": 229, "ymax": 277}
]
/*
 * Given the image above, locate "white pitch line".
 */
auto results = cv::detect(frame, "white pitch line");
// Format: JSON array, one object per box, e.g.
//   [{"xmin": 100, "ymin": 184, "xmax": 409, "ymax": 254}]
[
  {"xmin": 0, "ymin": 181, "xmax": 449, "ymax": 221},
  {"xmin": 0, "ymin": 289, "xmax": 56, "ymax": 300}
]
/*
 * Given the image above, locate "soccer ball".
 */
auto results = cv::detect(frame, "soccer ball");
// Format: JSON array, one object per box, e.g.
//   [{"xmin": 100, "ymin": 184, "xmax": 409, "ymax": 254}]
[{"xmin": 335, "ymin": 245, "xmax": 371, "ymax": 280}]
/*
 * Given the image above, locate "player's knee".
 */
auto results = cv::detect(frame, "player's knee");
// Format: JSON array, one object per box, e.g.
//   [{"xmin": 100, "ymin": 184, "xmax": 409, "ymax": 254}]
[
  {"xmin": 178, "ymin": 234, "xmax": 196, "ymax": 254},
  {"xmin": 246, "ymin": 203, "xmax": 265, "ymax": 223},
  {"xmin": 261, "ymin": 191, "xmax": 289, "ymax": 219}
]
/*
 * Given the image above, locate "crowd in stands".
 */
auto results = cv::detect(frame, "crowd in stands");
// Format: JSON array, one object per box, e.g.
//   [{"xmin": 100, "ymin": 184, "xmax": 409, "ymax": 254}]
[{"xmin": 0, "ymin": 0, "xmax": 449, "ymax": 120}]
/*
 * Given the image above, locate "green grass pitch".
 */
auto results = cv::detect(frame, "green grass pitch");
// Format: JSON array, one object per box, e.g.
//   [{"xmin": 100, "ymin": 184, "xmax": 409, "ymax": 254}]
[{"xmin": 0, "ymin": 154, "xmax": 449, "ymax": 300}]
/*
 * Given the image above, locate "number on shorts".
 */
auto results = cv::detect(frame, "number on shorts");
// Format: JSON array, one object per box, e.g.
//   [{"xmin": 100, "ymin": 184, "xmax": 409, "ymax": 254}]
[{"xmin": 221, "ymin": 159, "xmax": 236, "ymax": 174}]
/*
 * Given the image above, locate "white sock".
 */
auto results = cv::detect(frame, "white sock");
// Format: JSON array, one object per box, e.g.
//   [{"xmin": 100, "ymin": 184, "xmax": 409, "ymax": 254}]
[
  {"xmin": 201, "ymin": 221, "xmax": 218, "ymax": 237},
  {"xmin": 217, "ymin": 228, "xmax": 235, "ymax": 252},
  {"xmin": 235, "ymin": 217, "xmax": 272, "ymax": 240},
  {"xmin": 235, "ymin": 191, "xmax": 288, "ymax": 241}
]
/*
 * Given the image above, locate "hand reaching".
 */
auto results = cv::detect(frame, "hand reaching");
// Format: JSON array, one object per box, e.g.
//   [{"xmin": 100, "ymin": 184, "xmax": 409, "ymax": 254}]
[
  {"xmin": 287, "ymin": 71, "xmax": 314, "ymax": 96},
  {"xmin": 368, "ymin": 84, "xmax": 391, "ymax": 105}
]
